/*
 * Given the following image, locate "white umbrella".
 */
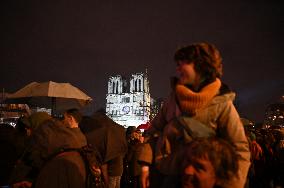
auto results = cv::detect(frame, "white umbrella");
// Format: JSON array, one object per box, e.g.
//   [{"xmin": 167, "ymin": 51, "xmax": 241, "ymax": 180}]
[{"xmin": 6, "ymin": 81, "xmax": 93, "ymax": 115}]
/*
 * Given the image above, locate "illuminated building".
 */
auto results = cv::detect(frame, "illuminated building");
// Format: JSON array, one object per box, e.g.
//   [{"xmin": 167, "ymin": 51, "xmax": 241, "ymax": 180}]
[{"xmin": 106, "ymin": 71, "xmax": 151, "ymax": 128}]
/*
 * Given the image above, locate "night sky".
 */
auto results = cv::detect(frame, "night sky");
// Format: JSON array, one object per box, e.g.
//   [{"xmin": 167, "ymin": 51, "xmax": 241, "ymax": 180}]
[{"xmin": 1, "ymin": 0, "xmax": 283, "ymax": 123}]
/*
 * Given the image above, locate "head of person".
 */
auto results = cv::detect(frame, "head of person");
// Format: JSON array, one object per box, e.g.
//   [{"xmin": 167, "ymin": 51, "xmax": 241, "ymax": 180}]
[
  {"xmin": 126, "ymin": 126, "xmax": 143, "ymax": 144},
  {"xmin": 63, "ymin": 108, "xmax": 82, "ymax": 128},
  {"xmin": 18, "ymin": 112, "xmax": 52, "ymax": 136},
  {"xmin": 174, "ymin": 42, "xmax": 223, "ymax": 91},
  {"xmin": 182, "ymin": 138, "xmax": 239, "ymax": 188}
]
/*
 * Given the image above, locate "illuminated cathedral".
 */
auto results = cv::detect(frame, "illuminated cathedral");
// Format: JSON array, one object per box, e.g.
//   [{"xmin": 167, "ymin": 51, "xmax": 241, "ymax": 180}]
[{"xmin": 105, "ymin": 71, "xmax": 151, "ymax": 128}]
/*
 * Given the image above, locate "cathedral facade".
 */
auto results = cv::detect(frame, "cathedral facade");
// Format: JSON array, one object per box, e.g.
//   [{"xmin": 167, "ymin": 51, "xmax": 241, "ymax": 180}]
[{"xmin": 106, "ymin": 72, "xmax": 151, "ymax": 127}]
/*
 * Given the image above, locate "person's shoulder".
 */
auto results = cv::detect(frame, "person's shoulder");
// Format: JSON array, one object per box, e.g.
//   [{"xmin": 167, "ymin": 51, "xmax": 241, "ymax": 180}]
[
  {"xmin": 210, "ymin": 82, "xmax": 236, "ymax": 105},
  {"xmin": 32, "ymin": 118, "xmax": 55, "ymax": 132},
  {"xmin": 210, "ymin": 92, "xmax": 235, "ymax": 106}
]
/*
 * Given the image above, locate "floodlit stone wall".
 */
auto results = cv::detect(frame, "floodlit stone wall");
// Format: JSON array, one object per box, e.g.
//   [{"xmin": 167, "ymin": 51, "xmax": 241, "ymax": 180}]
[{"xmin": 106, "ymin": 72, "xmax": 151, "ymax": 127}]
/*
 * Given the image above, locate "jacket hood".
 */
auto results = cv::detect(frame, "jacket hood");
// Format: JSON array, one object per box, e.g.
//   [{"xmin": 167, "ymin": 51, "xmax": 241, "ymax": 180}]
[{"xmin": 209, "ymin": 92, "xmax": 236, "ymax": 106}]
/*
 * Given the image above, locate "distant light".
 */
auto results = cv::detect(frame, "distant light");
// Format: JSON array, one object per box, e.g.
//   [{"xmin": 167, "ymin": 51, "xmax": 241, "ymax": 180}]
[{"xmin": 8, "ymin": 122, "xmax": 17, "ymax": 127}]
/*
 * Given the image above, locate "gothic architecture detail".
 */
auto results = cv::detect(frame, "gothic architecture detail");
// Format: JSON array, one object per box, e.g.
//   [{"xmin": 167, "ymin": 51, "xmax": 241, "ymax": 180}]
[{"xmin": 106, "ymin": 71, "xmax": 151, "ymax": 127}]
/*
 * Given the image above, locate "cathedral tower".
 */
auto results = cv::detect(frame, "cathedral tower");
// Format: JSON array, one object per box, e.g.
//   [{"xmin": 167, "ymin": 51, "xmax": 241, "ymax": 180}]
[{"xmin": 106, "ymin": 71, "xmax": 151, "ymax": 127}]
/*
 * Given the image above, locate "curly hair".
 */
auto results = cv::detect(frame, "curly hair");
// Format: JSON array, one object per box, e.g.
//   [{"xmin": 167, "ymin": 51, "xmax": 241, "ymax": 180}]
[
  {"xmin": 174, "ymin": 42, "xmax": 223, "ymax": 86},
  {"xmin": 182, "ymin": 138, "xmax": 239, "ymax": 185}
]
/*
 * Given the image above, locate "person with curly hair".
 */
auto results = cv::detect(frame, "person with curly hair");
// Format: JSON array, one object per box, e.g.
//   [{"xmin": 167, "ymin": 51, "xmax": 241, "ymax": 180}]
[{"xmin": 182, "ymin": 138, "xmax": 239, "ymax": 188}]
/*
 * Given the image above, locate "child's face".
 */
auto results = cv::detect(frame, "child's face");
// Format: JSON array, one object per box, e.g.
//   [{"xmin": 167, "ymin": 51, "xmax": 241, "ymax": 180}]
[{"xmin": 176, "ymin": 60, "xmax": 201, "ymax": 88}]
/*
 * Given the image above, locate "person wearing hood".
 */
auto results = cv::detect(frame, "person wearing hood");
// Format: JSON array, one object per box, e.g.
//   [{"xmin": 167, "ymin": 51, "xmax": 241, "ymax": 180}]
[
  {"xmin": 10, "ymin": 109, "xmax": 98, "ymax": 188},
  {"xmin": 138, "ymin": 42, "xmax": 250, "ymax": 188}
]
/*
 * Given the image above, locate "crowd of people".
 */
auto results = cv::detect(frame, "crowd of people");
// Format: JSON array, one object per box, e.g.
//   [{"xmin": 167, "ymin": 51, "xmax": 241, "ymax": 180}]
[
  {"xmin": 0, "ymin": 42, "xmax": 283, "ymax": 188},
  {"xmin": 244, "ymin": 126, "xmax": 284, "ymax": 188}
]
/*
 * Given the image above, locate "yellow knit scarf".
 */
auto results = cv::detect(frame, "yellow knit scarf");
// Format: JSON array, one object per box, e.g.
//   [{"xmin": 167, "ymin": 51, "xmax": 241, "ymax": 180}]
[{"xmin": 175, "ymin": 78, "xmax": 221, "ymax": 115}]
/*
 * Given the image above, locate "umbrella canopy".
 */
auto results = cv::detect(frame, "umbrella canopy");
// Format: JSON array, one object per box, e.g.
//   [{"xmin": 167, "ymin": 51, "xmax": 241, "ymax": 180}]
[{"xmin": 5, "ymin": 81, "xmax": 92, "ymax": 115}]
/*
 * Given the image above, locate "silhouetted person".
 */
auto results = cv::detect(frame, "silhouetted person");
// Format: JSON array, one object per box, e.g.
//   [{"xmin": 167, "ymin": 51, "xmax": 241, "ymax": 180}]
[{"xmin": 10, "ymin": 109, "xmax": 98, "ymax": 188}]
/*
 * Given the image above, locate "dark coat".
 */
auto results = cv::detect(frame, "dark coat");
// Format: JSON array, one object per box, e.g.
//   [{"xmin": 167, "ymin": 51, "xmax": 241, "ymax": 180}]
[
  {"xmin": 80, "ymin": 112, "xmax": 128, "ymax": 164},
  {"xmin": 0, "ymin": 124, "xmax": 18, "ymax": 186},
  {"xmin": 10, "ymin": 119, "xmax": 88, "ymax": 188},
  {"xmin": 126, "ymin": 142, "xmax": 143, "ymax": 177},
  {"xmin": 35, "ymin": 151, "xmax": 86, "ymax": 188}
]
